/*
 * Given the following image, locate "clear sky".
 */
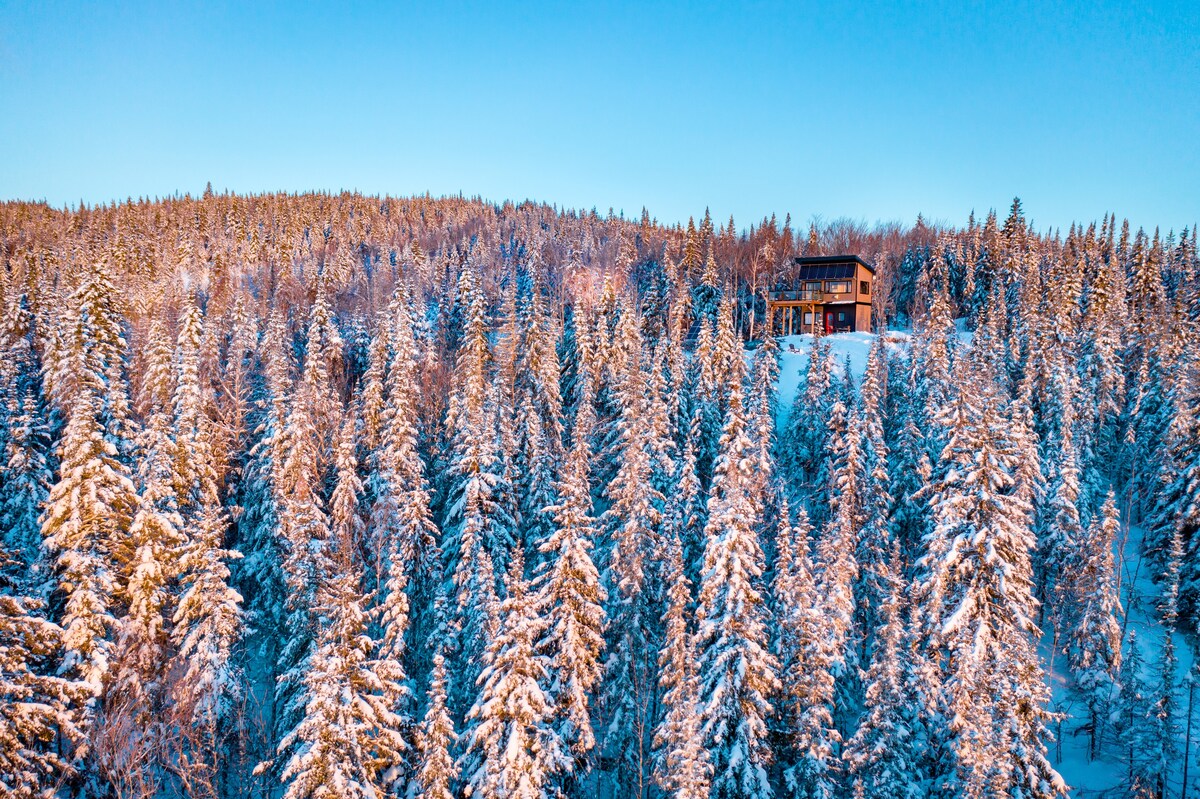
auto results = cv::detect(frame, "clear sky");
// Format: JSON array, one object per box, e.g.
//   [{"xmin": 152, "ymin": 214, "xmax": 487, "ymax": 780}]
[{"xmin": 1, "ymin": 1, "xmax": 1196, "ymax": 234}]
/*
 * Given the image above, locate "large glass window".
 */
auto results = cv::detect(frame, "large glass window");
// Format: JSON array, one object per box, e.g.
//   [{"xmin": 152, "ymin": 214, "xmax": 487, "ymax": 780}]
[
  {"xmin": 827, "ymin": 281, "xmax": 851, "ymax": 294},
  {"xmin": 805, "ymin": 281, "xmax": 822, "ymax": 291}
]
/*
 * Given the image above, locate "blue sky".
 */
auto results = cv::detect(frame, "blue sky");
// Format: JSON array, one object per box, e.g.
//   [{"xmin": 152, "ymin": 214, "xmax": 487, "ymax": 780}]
[{"xmin": 1, "ymin": 1, "xmax": 1196, "ymax": 233}]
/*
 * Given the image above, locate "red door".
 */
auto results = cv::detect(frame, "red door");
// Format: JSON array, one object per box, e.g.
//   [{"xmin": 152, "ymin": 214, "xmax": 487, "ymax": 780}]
[{"xmin": 824, "ymin": 311, "xmax": 834, "ymax": 334}]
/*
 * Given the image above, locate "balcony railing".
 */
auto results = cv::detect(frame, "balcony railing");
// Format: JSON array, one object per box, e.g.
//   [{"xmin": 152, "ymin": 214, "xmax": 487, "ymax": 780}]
[{"xmin": 768, "ymin": 289, "xmax": 852, "ymax": 303}]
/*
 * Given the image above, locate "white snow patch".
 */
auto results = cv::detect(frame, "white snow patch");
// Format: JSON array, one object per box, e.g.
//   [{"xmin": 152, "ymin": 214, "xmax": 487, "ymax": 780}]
[
  {"xmin": 955, "ymin": 317, "xmax": 974, "ymax": 349},
  {"xmin": 771, "ymin": 330, "xmax": 910, "ymax": 424}
]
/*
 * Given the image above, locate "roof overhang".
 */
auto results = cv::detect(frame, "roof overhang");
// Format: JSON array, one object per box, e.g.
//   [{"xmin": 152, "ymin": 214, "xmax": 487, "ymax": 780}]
[{"xmin": 792, "ymin": 254, "xmax": 876, "ymax": 274}]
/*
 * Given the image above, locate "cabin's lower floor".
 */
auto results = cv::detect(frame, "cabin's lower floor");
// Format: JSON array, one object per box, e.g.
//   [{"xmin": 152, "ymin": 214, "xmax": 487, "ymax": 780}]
[{"xmin": 770, "ymin": 301, "xmax": 872, "ymax": 335}]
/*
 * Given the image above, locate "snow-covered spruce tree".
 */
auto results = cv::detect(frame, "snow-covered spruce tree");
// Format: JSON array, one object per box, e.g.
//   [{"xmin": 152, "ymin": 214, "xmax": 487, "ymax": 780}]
[
  {"xmin": 376, "ymin": 550, "xmax": 416, "ymax": 794},
  {"xmin": 459, "ymin": 550, "xmax": 567, "ymax": 799},
  {"xmin": 644, "ymin": 343, "xmax": 679, "ymax": 503},
  {"xmin": 360, "ymin": 317, "xmax": 388, "ymax": 455},
  {"xmin": 214, "ymin": 293, "xmax": 261, "ymax": 485},
  {"xmin": 665, "ymin": 422, "xmax": 706, "ymax": 586},
  {"xmin": 816, "ymin": 378, "xmax": 863, "ymax": 735},
  {"xmin": 41, "ymin": 261, "xmax": 138, "ymax": 694},
  {"xmin": 747, "ymin": 330, "xmax": 780, "ymax": 513},
  {"xmin": 691, "ymin": 248, "xmax": 721, "ymax": 327},
  {"xmin": 1036, "ymin": 416, "xmax": 1084, "ymax": 634},
  {"xmin": 853, "ymin": 340, "xmax": 895, "ymax": 672},
  {"xmin": 1065, "ymin": 490, "xmax": 1122, "ymax": 758},
  {"xmin": 169, "ymin": 494, "xmax": 244, "ymax": 793},
  {"xmin": 231, "ymin": 308, "xmax": 289, "ymax": 776},
  {"xmin": 299, "ymin": 274, "xmax": 344, "ymax": 424},
  {"xmin": 517, "ymin": 390, "xmax": 558, "ymax": 562},
  {"xmin": 779, "ymin": 339, "xmax": 834, "ymax": 512},
  {"xmin": 339, "ymin": 404, "xmax": 415, "ymax": 792},
  {"xmin": 689, "ymin": 316, "xmax": 723, "ymax": 492},
  {"xmin": 843, "ymin": 545, "xmax": 920, "ymax": 799},
  {"xmin": 773, "ymin": 500, "xmax": 839, "ymax": 799},
  {"xmin": 370, "ymin": 287, "xmax": 440, "ymax": 670},
  {"xmin": 173, "ymin": 300, "xmax": 217, "ymax": 516},
  {"xmin": 913, "ymin": 366, "xmax": 1066, "ymax": 798},
  {"xmin": 279, "ymin": 545, "xmax": 408, "ymax": 799},
  {"xmin": 489, "ymin": 373, "xmax": 524, "ymax": 569},
  {"xmin": 599, "ymin": 316, "xmax": 664, "ymax": 798},
  {"xmin": 1141, "ymin": 529, "xmax": 1182, "ymax": 799},
  {"xmin": 711, "ymin": 290, "xmax": 744, "ymax": 415},
  {"xmin": 415, "ymin": 650, "xmax": 458, "ymax": 799},
  {"xmin": 1075, "ymin": 239, "xmax": 1125, "ymax": 512},
  {"xmin": 535, "ymin": 374, "xmax": 606, "ymax": 772},
  {"xmin": 102, "ymin": 320, "xmax": 181, "ymax": 787},
  {"xmin": 1124, "ymin": 341, "xmax": 1173, "ymax": 532},
  {"xmin": 0, "ymin": 292, "xmax": 53, "ymax": 573},
  {"xmin": 911, "ymin": 242, "xmax": 958, "ymax": 425},
  {"xmin": 662, "ymin": 288, "xmax": 691, "ymax": 444},
  {"xmin": 331, "ymin": 414, "xmax": 366, "ymax": 564},
  {"xmin": 0, "ymin": 544, "xmax": 86, "ymax": 798},
  {"xmin": 1113, "ymin": 630, "xmax": 1154, "ymax": 795},
  {"xmin": 651, "ymin": 532, "xmax": 711, "ymax": 799},
  {"xmin": 447, "ymin": 504, "xmax": 501, "ymax": 724},
  {"xmin": 695, "ymin": 372, "xmax": 780, "ymax": 799},
  {"xmin": 515, "ymin": 278, "xmax": 565, "ymax": 461},
  {"xmin": 272, "ymin": 311, "xmax": 337, "ymax": 780},
  {"xmin": 1147, "ymin": 360, "xmax": 1200, "ymax": 620},
  {"xmin": 887, "ymin": 365, "xmax": 934, "ymax": 567},
  {"xmin": 444, "ymin": 268, "xmax": 513, "ymax": 714}
]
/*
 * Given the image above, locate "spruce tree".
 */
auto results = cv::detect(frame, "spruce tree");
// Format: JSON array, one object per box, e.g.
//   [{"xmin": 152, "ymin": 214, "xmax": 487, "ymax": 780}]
[
  {"xmin": 1066, "ymin": 491, "xmax": 1122, "ymax": 758},
  {"xmin": 460, "ymin": 551, "xmax": 566, "ymax": 799},
  {"xmin": 170, "ymin": 497, "xmax": 244, "ymax": 789},
  {"xmin": 42, "ymin": 262, "xmax": 138, "ymax": 693},
  {"xmin": 696, "ymin": 376, "xmax": 779, "ymax": 799},
  {"xmin": 104, "ymin": 333, "xmax": 181, "ymax": 780},
  {"xmin": 914, "ymin": 368, "xmax": 1066, "ymax": 798},
  {"xmin": 0, "ymin": 547, "xmax": 85, "ymax": 798},
  {"xmin": 0, "ymin": 293, "xmax": 53, "ymax": 573},
  {"xmin": 599, "ymin": 318, "xmax": 664, "ymax": 798},
  {"xmin": 1142, "ymin": 530, "xmax": 1182, "ymax": 798},
  {"xmin": 774, "ymin": 503, "xmax": 839, "ymax": 799},
  {"xmin": 652, "ymin": 533, "xmax": 711, "ymax": 799},
  {"xmin": 535, "ymin": 379, "xmax": 606, "ymax": 768},
  {"xmin": 279, "ymin": 548, "xmax": 407, "ymax": 799},
  {"xmin": 843, "ymin": 548, "xmax": 920, "ymax": 799},
  {"xmin": 416, "ymin": 650, "xmax": 458, "ymax": 799}
]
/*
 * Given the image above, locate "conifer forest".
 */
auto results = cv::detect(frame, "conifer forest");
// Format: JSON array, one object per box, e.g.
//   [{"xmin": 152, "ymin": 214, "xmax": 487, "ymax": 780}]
[{"xmin": 3, "ymin": 191, "xmax": 1200, "ymax": 799}]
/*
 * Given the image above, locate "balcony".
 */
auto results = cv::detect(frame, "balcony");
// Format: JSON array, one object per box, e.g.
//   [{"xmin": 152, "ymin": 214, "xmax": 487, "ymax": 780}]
[{"xmin": 768, "ymin": 288, "xmax": 855, "ymax": 304}]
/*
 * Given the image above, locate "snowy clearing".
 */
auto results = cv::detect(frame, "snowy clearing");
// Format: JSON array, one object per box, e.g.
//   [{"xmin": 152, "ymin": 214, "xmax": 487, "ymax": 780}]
[{"xmin": 772, "ymin": 330, "xmax": 911, "ymax": 424}]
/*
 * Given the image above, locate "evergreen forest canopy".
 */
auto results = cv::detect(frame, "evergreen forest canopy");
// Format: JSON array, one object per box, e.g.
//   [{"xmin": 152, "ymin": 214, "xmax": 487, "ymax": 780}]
[{"xmin": 0, "ymin": 190, "xmax": 1198, "ymax": 799}]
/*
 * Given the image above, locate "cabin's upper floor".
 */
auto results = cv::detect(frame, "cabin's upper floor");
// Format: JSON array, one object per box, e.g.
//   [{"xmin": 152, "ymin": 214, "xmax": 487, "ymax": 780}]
[{"xmin": 768, "ymin": 255, "xmax": 875, "ymax": 306}]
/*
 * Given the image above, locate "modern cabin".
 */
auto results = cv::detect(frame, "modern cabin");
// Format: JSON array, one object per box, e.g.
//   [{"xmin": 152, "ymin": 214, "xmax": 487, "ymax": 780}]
[{"xmin": 766, "ymin": 255, "xmax": 875, "ymax": 335}]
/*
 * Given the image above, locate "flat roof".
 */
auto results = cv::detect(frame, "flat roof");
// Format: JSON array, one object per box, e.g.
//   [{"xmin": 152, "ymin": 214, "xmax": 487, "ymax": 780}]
[{"xmin": 793, "ymin": 254, "xmax": 876, "ymax": 274}]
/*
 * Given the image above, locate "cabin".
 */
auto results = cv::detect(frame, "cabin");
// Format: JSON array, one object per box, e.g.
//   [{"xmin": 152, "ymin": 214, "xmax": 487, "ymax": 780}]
[{"xmin": 766, "ymin": 255, "xmax": 875, "ymax": 335}]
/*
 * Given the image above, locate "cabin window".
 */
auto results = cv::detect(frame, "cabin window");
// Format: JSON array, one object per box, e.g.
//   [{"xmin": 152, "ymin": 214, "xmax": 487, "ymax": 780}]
[
  {"xmin": 838, "ymin": 312, "xmax": 846, "ymax": 322},
  {"xmin": 860, "ymin": 280, "xmax": 870, "ymax": 295},
  {"xmin": 804, "ymin": 281, "xmax": 822, "ymax": 291},
  {"xmin": 803, "ymin": 312, "xmax": 814, "ymax": 325},
  {"xmin": 827, "ymin": 281, "xmax": 850, "ymax": 294}
]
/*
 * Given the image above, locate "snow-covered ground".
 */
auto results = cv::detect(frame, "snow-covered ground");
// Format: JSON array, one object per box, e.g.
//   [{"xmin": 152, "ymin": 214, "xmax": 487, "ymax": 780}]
[
  {"xmin": 773, "ymin": 330, "xmax": 910, "ymax": 423},
  {"xmin": 1047, "ymin": 523, "xmax": 1196, "ymax": 797}
]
